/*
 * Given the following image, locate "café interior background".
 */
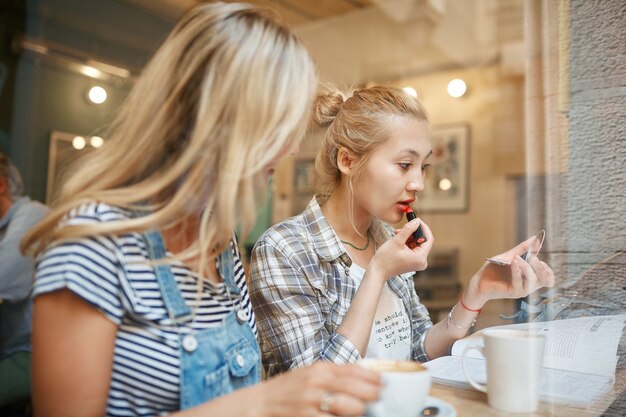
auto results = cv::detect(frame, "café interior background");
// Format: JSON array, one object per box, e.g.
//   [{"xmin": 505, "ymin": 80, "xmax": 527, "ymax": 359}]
[{"xmin": 1, "ymin": 0, "xmax": 623, "ymax": 329}]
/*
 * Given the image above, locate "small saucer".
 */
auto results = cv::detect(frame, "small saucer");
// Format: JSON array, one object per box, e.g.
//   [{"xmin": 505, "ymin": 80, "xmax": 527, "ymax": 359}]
[
  {"xmin": 422, "ymin": 396, "xmax": 457, "ymax": 417},
  {"xmin": 362, "ymin": 396, "xmax": 457, "ymax": 417}
]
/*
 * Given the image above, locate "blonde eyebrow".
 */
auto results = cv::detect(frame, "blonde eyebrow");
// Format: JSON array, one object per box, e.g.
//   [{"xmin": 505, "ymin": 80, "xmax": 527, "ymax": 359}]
[{"xmin": 398, "ymin": 149, "xmax": 433, "ymax": 159}]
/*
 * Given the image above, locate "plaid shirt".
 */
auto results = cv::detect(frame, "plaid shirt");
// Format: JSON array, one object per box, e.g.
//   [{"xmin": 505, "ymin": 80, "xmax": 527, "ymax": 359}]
[{"xmin": 249, "ymin": 196, "xmax": 433, "ymax": 377}]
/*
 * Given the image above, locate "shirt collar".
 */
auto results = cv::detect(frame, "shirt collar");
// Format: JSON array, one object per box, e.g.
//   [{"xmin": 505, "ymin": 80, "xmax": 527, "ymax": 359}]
[{"xmin": 0, "ymin": 196, "xmax": 29, "ymax": 230}]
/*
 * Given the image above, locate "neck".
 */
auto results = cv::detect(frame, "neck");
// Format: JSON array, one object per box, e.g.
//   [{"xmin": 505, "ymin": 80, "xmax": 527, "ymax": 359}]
[
  {"xmin": 162, "ymin": 214, "xmax": 201, "ymax": 254},
  {"xmin": 321, "ymin": 183, "xmax": 373, "ymax": 244}
]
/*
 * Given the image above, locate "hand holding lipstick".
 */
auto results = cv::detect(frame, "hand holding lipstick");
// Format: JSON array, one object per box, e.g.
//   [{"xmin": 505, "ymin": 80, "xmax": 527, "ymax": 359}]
[{"xmin": 370, "ymin": 217, "xmax": 434, "ymax": 281}]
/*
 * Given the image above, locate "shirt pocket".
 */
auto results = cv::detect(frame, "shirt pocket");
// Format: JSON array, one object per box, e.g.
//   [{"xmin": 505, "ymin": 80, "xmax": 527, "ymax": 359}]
[
  {"xmin": 323, "ymin": 265, "xmax": 354, "ymax": 329},
  {"xmin": 203, "ymin": 363, "xmax": 231, "ymax": 400},
  {"xmin": 203, "ymin": 338, "xmax": 261, "ymax": 400},
  {"xmin": 226, "ymin": 339, "xmax": 259, "ymax": 373}
]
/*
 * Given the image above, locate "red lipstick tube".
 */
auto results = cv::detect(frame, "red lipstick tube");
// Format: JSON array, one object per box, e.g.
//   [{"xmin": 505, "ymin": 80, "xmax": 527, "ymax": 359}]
[{"xmin": 403, "ymin": 207, "xmax": 426, "ymax": 245}]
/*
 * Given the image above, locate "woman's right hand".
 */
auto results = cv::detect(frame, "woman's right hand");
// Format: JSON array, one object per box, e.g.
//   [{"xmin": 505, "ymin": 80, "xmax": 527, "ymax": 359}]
[
  {"xmin": 370, "ymin": 218, "xmax": 434, "ymax": 280},
  {"xmin": 255, "ymin": 362, "xmax": 381, "ymax": 417}
]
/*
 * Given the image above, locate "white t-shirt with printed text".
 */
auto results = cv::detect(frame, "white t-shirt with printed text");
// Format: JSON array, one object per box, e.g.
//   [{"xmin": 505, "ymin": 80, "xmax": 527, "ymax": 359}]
[{"xmin": 349, "ymin": 262, "xmax": 412, "ymax": 360}]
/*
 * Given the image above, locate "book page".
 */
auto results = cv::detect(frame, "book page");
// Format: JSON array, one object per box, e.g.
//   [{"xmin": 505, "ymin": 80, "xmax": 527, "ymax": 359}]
[
  {"xmin": 424, "ymin": 356, "xmax": 614, "ymax": 408},
  {"xmin": 449, "ymin": 315, "xmax": 626, "ymax": 376}
]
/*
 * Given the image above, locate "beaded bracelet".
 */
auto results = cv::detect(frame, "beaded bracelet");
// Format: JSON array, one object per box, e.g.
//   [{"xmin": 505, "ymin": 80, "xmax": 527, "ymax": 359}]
[{"xmin": 447, "ymin": 304, "xmax": 477, "ymax": 330}]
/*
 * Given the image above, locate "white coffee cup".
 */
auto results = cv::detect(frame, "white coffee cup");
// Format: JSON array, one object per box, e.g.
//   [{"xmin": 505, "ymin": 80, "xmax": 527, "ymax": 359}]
[
  {"xmin": 462, "ymin": 329, "xmax": 546, "ymax": 413},
  {"xmin": 359, "ymin": 359, "xmax": 431, "ymax": 417}
]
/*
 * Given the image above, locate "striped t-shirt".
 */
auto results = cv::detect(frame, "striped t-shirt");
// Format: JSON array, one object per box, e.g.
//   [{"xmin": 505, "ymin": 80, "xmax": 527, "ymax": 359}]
[{"xmin": 33, "ymin": 203, "xmax": 257, "ymax": 416}]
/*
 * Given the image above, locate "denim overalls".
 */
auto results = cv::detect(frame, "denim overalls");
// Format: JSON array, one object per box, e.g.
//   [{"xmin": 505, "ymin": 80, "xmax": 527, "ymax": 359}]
[{"xmin": 142, "ymin": 230, "xmax": 261, "ymax": 409}]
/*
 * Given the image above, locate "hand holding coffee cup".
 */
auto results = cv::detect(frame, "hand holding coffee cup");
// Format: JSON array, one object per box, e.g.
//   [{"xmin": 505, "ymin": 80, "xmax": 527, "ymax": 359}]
[
  {"xmin": 359, "ymin": 359, "xmax": 431, "ymax": 417},
  {"xmin": 461, "ymin": 329, "xmax": 546, "ymax": 413}
]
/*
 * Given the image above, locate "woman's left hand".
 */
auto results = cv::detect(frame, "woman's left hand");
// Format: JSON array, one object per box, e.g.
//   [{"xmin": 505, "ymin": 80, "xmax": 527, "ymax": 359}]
[{"xmin": 463, "ymin": 236, "xmax": 556, "ymax": 309}]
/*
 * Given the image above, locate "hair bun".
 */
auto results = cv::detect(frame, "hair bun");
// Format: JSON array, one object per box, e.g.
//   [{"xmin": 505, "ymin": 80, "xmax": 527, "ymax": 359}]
[{"xmin": 312, "ymin": 92, "xmax": 345, "ymax": 127}]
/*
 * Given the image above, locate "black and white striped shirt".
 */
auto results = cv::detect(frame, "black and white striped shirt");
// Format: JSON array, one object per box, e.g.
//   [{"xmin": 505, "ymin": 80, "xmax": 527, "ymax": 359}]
[{"xmin": 33, "ymin": 203, "xmax": 256, "ymax": 416}]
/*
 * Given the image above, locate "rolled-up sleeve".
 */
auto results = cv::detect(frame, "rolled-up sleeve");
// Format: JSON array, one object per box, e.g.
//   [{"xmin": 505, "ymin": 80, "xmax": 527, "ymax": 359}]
[{"xmin": 249, "ymin": 233, "xmax": 360, "ymax": 377}]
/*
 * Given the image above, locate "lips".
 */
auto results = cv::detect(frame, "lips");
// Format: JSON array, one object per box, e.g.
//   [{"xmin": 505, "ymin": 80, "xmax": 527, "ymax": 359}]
[{"xmin": 396, "ymin": 202, "xmax": 414, "ymax": 213}]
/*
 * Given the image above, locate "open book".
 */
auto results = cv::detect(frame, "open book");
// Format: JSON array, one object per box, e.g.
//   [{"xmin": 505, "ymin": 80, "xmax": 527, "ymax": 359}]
[{"xmin": 423, "ymin": 315, "xmax": 626, "ymax": 408}]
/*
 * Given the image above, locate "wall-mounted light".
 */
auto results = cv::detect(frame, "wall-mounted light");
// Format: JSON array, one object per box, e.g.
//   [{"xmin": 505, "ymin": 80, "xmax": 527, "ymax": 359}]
[
  {"xmin": 402, "ymin": 86, "xmax": 418, "ymax": 98},
  {"xmin": 81, "ymin": 66, "xmax": 103, "ymax": 79},
  {"xmin": 20, "ymin": 38, "xmax": 135, "ymax": 82},
  {"xmin": 90, "ymin": 136, "xmax": 104, "ymax": 148},
  {"xmin": 447, "ymin": 79, "xmax": 467, "ymax": 98},
  {"xmin": 439, "ymin": 178, "xmax": 452, "ymax": 191},
  {"xmin": 87, "ymin": 86, "xmax": 107, "ymax": 104},
  {"xmin": 72, "ymin": 136, "xmax": 86, "ymax": 150}
]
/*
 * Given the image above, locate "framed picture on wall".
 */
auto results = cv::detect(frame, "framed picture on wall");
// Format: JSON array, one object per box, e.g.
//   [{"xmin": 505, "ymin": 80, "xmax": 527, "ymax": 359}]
[
  {"xmin": 292, "ymin": 157, "xmax": 316, "ymax": 214},
  {"xmin": 419, "ymin": 124, "xmax": 470, "ymax": 212},
  {"xmin": 47, "ymin": 131, "xmax": 101, "ymax": 203},
  {"xmin": 293, "ymin": 157, "xmax": 315, "ymax": 194}
]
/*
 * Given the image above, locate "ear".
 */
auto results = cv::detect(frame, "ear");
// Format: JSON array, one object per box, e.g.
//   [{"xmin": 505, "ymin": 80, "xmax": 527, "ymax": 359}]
[
  {"xmin": 336, "ymin": 147, "xmax": 356, "ymax": 176},
  {"xmin": 0, "ymin": 177, "xmax": 7, "ymax": 195}
]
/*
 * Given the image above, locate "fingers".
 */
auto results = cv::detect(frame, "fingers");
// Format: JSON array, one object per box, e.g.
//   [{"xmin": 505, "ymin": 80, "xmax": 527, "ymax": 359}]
[
  {"xmin": 298, "ymin": 362, "xmax": 380, "ymax": 399},
  {"xmin": 518, "ymin": 257, "xmax": 538, "ymax": 294},
  {"xmin": 511, "ymin": 255, "xmax": 537, "ymax": 295},
  {"xmin": 529, "ymin": 256, "xmax": 556, "ymax": 288},
  {"xmin": 541, "ymin": 261, "xmax": 555, "ymax": 287},
  {"xmin": 415, "ymin": 220, "xmax": 434, "ymax": 250},
  {"xmin": 297, "ymin": 363, "xmax": 379, "ymax": 417},
  {"xmin": 513, "ymin": 256, "xmax": 556, "ymax": 297},
  {"xmin": 395, "ymin": 218, "xmax": 422, "ymax": 243},
  {"xmin": 313, "ymin": 363, "xmax": 381, "ymax": 403},
  {"xmin": 395, "ymin": 217, "xmax": 434, "ymax": 250},
  {"xmin": 505, "ymin": 235, "xmax": 537, "ymax": 259},
  {"xmin": 510, "ymin": 255, "xmax": 524, "ymax": 293},
  {"xmin": 265, "ymin": 363, "xmax": 381, "ymax": 417},
  {"xmin": 490, "ymin": 231, "xmax": 545, "ymax": 267},
  {"xmin": 317, "ymin": 392, "xmax": 367, "ymax": 417}
]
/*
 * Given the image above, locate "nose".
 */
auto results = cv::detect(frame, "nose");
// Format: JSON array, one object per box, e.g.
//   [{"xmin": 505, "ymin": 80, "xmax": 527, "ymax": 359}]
[{"xmin": 407, "ymin": 173, "xmax": 425, "ymax": 194}]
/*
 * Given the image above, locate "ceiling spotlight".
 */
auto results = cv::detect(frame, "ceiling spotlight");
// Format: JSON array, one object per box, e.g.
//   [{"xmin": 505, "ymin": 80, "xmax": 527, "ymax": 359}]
[
  {"xmin": 447, "ymin": 79, "xmax": 467, "ymax": 98},
  {"xmin": 72, "ymin": 136, "xmax": 86, "ymax": 150},
  {"xmin": 403, "ymin": 87, "xmax": 418, "ymax": 98},
  {"xmin": 88, "ymin": 86, "xmax": 107, "ymax": 104},
  {"xmin": 90, "ymin": 136, "xmax": 104, "ymax": 148}
]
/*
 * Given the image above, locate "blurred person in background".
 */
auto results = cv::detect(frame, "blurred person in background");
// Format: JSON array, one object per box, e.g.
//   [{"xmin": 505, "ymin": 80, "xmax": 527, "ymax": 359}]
[{"xmin": 0, "ymin": 152, "xmax": 48, "ymax": 406}]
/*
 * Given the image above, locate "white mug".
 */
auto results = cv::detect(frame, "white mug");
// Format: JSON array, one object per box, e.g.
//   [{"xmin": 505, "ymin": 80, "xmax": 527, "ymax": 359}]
[
  {"xmin": 359, "ymin": 359, "xmax": 431, "ymax": 417},
  {"xmin": 462, "ymin": 329, "xmax": 546, "ymax": 413}
]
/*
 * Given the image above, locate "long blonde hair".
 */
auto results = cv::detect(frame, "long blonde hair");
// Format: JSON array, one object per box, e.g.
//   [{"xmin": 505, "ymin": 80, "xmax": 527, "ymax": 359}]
[
  {"xmin": 22, "ymin": 2, "xmax": 317, "ymax": 274},
  {"xmin": 312, "ymin": 86, "xmax": 428, "ymax": 205}
]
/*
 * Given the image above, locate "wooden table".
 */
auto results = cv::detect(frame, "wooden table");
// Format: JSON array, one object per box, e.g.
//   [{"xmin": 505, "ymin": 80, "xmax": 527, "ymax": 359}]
[{"xmin": 429, "ymin": 365, "xmax": 625, "ymax": 417}]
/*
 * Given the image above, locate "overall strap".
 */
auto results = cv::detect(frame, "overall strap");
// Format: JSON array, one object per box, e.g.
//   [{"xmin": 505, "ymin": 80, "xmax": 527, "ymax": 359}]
[
  {"xmin": 142, "ymin": 230, "xmax": 193, "ymax": 320},
  {"xmin": 218, "ymin": 240, "xmax": 241, "ymax": 295}
]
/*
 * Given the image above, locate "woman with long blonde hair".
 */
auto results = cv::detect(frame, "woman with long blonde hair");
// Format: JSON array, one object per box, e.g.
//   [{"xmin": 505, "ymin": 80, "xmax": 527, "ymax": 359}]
[
  {"xmin": 249, "ymin": 86, "xmax": 555, "ymax": 376},
  {"xmin": 22, "ymin": 3, "xmax": 380, "ymax": 416}
]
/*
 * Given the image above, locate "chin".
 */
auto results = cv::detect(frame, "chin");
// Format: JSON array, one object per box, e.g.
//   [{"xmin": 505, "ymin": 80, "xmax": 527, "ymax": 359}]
[{"xmin": 378, "ymin": 211, "xmax": 405, "ymax": 225}]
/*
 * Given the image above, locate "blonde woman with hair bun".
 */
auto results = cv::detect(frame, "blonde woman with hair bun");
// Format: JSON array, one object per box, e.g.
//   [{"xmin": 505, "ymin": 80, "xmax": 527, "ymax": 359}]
[
  {"xmin": 250, "ymin": 85, "xmax": 555, "ymax": 376},
  {"xmin": 21, "ymin": 4, "xmax": 381, "ymax": 416}
]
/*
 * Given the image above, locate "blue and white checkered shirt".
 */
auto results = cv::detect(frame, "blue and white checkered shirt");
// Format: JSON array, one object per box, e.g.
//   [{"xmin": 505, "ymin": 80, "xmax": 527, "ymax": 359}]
[{"xmin": 249, "ymin": 196, "xmax": 433, "ymax": 377}]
